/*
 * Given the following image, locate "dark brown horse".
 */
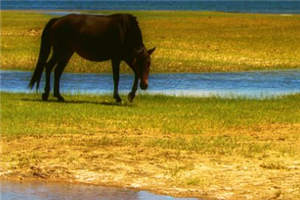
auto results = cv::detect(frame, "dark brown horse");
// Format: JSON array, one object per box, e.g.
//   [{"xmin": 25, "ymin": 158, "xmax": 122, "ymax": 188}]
[{"xmin": 29, "ymin": 13, "xmax": 155, "ymax": 102}]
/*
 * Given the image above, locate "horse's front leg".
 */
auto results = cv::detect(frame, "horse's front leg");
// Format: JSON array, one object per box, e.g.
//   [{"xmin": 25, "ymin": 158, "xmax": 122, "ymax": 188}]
[
  {"xmin": 128, "ymin": 72, "xmax": 138, "ymax": 102},
  {"xmin": 42, "ymin": 56, "xmax": 57, "ymax": 101},
  {"xmin": 112, "ymin": 59, "xmax": 122, "ymax": 103}
]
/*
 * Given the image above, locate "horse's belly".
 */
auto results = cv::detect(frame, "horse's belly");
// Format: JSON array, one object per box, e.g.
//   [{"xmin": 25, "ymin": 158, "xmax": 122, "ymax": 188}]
[
  {"xmin": 74, "ymin": 41, "xmax": 121, "ymax": 61},
  {"xmin": 76, "ymin": 50, "xmax": 110, "ymax": 61}
]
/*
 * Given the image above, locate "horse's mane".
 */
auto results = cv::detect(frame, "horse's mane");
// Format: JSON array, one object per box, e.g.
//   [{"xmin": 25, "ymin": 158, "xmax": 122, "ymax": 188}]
[{"xmin": 124, "ymin": 14, "xmax": 144, "ymax": 50}]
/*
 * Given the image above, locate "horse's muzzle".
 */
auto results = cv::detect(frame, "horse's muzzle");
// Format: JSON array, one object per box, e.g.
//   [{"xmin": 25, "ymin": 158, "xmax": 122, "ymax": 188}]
[{"xmin": 140, "ymin": 81, "xmax": 148, "ymax": 90}]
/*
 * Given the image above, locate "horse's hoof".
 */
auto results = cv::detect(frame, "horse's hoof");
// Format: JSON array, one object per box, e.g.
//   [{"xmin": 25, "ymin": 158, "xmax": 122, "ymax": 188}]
[
  {"xmin": 55, "ymin": 94, "xmax": 65, "ymax": 102},
  {"xmin": 42, "ymin": 93, "xmax": 49, "ymax": 101},
  {"xmin": 57, "ymin": 97, "xmax": 65, "ymax": 102},
  {"xmin": 128, "ymin": 92, "xmax": 135, "ymax": 102},
  {"xmin": 115, "ymin": 98, "xmax": 122, "ymax": 103},
  {"xmin": 114, "ymin": 95, "xmax": 122, "ymax": 103}
]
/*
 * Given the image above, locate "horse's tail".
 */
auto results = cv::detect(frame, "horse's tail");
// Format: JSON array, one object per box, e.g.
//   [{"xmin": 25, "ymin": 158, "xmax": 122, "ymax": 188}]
[{"xmin": 29, "ymin": 18, "xmax": 57, "ymax": 90}]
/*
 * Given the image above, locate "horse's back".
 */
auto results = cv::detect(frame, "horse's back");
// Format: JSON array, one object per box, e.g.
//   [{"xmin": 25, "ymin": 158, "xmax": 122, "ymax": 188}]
[
  {"xmin": 50, "ymin": 14, "xmax": 120, "ymax": 36},
  {"xmin": 48, "ymin": 14, "xmax": 132, "ymax": 61}
]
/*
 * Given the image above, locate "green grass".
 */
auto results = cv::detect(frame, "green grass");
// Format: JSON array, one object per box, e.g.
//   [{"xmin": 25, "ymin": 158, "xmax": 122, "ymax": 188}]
[
  {"xmin": 2, "ymin": 92, "xmax": 300, "ymax": 156},
  {"xmin": 1, "ymin": 10, "xmax": 300, "ymax": 73}
]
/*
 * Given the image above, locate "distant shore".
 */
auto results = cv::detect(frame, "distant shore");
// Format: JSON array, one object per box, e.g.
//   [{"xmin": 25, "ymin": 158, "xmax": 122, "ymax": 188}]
[
  {"xmin": 1, "ymin": 10, "xmax": 300, "ymax": 73},
  {"xmin": 2, "ymin": 0, "xmax": 300, "ymax": 14}
]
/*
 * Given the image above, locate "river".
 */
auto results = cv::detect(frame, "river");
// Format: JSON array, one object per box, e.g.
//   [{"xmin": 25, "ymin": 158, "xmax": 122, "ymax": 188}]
[{"xmin": 1, "ymin": 70, "xmax": 299, "ymax": 99}]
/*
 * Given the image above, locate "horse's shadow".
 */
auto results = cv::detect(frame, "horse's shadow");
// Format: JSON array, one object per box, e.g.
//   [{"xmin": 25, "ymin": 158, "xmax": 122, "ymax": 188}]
[{"xmin": 21, "ymin": 98, "xmax": 133, "ymax": 107}]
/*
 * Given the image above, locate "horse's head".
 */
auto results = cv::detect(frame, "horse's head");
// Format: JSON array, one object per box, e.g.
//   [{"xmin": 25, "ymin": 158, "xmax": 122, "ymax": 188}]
[{"xmin": 131, "ymin": 47, "xmax": 156, "ymax": 90}]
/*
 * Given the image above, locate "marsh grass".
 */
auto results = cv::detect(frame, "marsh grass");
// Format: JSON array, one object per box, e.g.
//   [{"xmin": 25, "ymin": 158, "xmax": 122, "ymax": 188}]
[
  {"xmin": 2, "ymin": 92, "xmax": 300, "ymax": 155},
  {"xmin": 1, "ymin": 11, "xmax": 300, "ymax": 72}
]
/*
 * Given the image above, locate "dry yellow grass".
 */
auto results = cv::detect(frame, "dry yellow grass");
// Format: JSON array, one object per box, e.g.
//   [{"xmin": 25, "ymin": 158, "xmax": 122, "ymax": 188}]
[{"xmin": 1, "ymin": 127, "xmax": 300, "ymax": 200}]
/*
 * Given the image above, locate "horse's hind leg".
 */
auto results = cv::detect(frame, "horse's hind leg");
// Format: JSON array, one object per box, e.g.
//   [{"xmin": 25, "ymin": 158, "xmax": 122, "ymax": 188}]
[
  {"xmin": 42, "ymin": 55, "xmax": 57, "ymax": 101},
  {"xmin": 54, "ymin": 53, "xmax": 73, "ymax": 101},
  {"xmin": 112, "ymin": 59, "xmax": 122, "ymax": 103}
]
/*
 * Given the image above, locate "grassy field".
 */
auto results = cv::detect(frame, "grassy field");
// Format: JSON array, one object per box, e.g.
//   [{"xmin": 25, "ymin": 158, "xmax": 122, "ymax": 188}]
[
  {"xmin": 1, "ymin": 92, "xmax": 300, "ymax": 199},
  {"xmin": 1, "ymin": 9, "xmax": 300, "ymax": 200},
  {"xmin": 1, "ymin": 10, "xmax": 300, "ymax": 73}
]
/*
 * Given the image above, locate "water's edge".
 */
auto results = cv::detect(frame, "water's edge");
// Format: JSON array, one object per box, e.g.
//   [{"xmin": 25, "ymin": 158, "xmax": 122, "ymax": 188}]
[{"xmin": 0, "ymin": 179, "xmax": 200, "ymax": 200}]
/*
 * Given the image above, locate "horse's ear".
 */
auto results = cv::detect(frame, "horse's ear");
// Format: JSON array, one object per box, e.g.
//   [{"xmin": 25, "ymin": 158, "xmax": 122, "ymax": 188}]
[{"xmin": 148, "ymin": 47, "xmax": 156, "ymax": 55}]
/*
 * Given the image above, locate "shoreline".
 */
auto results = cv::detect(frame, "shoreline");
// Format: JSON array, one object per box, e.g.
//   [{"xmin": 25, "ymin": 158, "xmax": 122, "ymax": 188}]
[
  {"xmin": 2, "ymin": 132, "xmax": 299, "ymax": 200},
  {"xmin": 2, "ymin": 66, "xmax": 300, "ymax": 73},
  {"xmin": 0, "ymin": 176, "xmax": 205, "ymax": 199}
]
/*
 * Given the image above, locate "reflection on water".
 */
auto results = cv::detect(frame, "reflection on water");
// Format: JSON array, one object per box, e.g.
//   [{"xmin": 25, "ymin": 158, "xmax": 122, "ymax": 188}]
[
  {"xmin": 0, "ymin": 180, "xmax": 200, "ymax": 200},
  {"xmin": 0, "ymin": 70, "xmax": 299, "ymax": 98}
]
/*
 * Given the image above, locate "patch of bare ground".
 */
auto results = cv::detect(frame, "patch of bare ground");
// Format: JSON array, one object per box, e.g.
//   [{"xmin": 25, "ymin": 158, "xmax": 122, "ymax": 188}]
[{"xmin": 1, "ymin": 128, "xmax": 300, "ymax": 200}]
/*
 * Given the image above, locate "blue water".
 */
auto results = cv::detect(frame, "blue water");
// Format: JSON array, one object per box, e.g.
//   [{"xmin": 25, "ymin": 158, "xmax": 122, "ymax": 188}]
[
  {"xmin": 2, "ymin": 0, "xmax": 300, "ymax": 14},
  {"xmin": 1, "ymin": 180, "xmax": 200, "ymax": 200},
  {"xmin": 1, "ymin": 70, "xmax": 299, "ymax": 98}
]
